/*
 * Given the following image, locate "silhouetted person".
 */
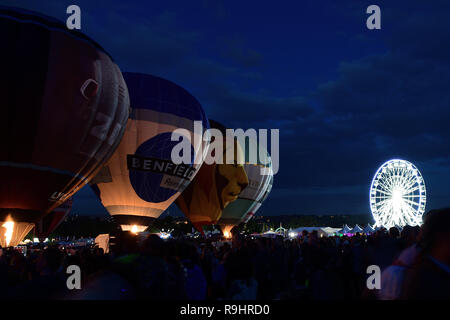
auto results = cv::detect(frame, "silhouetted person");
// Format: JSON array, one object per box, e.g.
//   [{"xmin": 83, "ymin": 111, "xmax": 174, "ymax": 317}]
[
  {"xmin": 401, "ymin": 208, "xmax": 450, "ymax": 299},
  {"xmin": 11, "ymin": 246, "xmax": 66, "ymax": 299}
]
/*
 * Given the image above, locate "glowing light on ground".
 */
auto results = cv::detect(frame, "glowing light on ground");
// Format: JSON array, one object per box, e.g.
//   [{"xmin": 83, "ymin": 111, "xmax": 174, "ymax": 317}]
[
  {"xmin": 222, "ymin": 225, "xmax": 233, "ymax": 239},
  {"xmin": 159, "ymin": 232, "xmax": 171, "ymax": 240},
  {"xmin": 121, "ymin": 224, "xmax": 147, "ymax": 234},
  {"xmin": 370, "ymin": 159, "xmax": 426, "ymax": 229}
]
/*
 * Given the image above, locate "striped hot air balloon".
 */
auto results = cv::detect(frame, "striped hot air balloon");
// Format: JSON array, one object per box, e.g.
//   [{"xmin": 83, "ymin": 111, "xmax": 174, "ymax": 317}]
[
  {"xmin": 0, "ymin": 7, "xmax": 129, "ymax": 247},
  {"xmin": 35, "ymin": 198, "xmax": 73, "ymax": 242}
]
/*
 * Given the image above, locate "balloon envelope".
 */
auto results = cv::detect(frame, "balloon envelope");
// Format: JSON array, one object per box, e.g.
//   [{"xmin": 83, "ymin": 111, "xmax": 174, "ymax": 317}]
[
  {"xmin": 218, "ymin": 137, "xmax": 274, "ymax": 229},
  {"xmin": 0, "ymin": 7, "xmax": 129, "ymax": 245},
  {"xmin": 0, "ymin": 220, "xmax": 34, "ymax": 247},
  {"xmin": 0, "ymin": 7, "xmax": 129, "ymax": 217},
  {"xmin": 176, "ymin": 120, "xmax": 249, "ymax": 231},
  {"xmin": 242, "ymin": 174, "xmax": 273, "ymax": 224},
  {"xmin": 92, "ymin": 72, "xmax": 209, "ymax": 232},
  {"xmin": 35, "ymin": 198, "xmax": 73, "ymax": 241}
]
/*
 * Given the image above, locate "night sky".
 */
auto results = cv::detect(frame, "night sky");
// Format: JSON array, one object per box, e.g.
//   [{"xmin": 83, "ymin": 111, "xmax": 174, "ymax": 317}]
[{"xmin": 7, "ymin": 0, "xmax": 450, "ymax": 217}]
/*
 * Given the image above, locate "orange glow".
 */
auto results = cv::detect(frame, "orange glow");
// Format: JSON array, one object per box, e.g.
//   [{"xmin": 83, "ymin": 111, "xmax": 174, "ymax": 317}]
[
  {"xmin": 222, "ymin": 225, "xmax": 233, "ymax": 239},
  {"xmin": 2, "ymin": 219, "xmax": 14, "ymax": 246},
  {"xmin": 0, "ymin": 216, "xmax": 34, "ymax": 247},
  {"xmin": 121, "ymin": 224, "xmax": 147, "ymax": 234}
]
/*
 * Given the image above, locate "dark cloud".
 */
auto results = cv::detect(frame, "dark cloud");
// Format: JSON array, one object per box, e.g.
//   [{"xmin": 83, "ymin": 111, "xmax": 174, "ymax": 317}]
[
  {"xmin": 200, "ymin": 83, "xmax": 315, "ymax": 128},
  {"xmin": 255, "ymin": 1, "xmax": 450, "ymax": 214},
  {"xmin": 218, "ymin": 35, "xmax": 264, "ymax": 68}
]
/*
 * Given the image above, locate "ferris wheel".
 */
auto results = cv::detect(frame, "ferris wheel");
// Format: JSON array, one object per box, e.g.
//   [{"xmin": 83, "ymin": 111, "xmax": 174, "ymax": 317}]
[{"xmin": 370, "ymin": 159, "xmax": 426, "ymax": 229}]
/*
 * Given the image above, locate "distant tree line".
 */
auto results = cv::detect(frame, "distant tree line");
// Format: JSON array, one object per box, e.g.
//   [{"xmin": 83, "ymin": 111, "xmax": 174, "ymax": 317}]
[{"xmin": 47, "ymin": 215, "xmax": 117, "ymax": 238}]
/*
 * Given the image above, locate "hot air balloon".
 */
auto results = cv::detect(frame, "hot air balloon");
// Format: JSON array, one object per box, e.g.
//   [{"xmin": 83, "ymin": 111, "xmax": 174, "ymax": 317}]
[
  {"xmin": 91, "ymin": 72, "xmax": 209, "ymax": 233},
  {"xmin": 218, "ymin": 137, "xmax": 274, "ymax": 237},
  {"xmin": 34, "ymin": 198, "xmax": 73, "ymax": 242},
  {"xmin": 176, "ymin": 120, "xmax": 249, "ymax": 232},
  {"xmin": 0, "ymin": 7, "xmax": 129, "ymax": 247},
  {"xmin": 241, "ymin": 174, "xmax": 273, "ymax": 224}
]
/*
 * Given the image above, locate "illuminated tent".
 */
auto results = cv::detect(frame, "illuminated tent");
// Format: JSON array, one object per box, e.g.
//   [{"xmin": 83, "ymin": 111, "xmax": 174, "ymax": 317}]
[
  {"xmin": 92, "ymin": 72, "xmax": 209, "ymax": 232},
  {"xmin": 350, "ymin": 224, "xmax": 363, "ymax": 234},
  {"xmin": 339, "ymin": 224, "xmax": 351, "ymax": 234},
  {"xmin": 176, "ymin": 120, "xmax": 249, "ymax": 232},
  {"xmin": 363, "ymin": 224, "xmax": 375, "ymax": 234},
  {"xmin": 261, "ymin": 230, "xmax": 279, "ymax": 238},
  {"xmin": 321, "ymin": 227, "xmax": 342, "ymax": 236},
  {"xmin": 218, "ymin": 135, "xmax": 273, "ymax": 236},
  {"xmin": 0, "ymin": 7, "xmax": 129, "ymax": 247}
]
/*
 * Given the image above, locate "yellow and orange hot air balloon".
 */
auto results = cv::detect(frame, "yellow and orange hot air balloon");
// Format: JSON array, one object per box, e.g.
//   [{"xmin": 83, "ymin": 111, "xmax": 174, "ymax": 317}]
[
  {"xmin": 218, "ymin": 137, "xmax": 274, "ymax": 236},
  {"xmin": 176, "ymin": 120, "xmax": 249, "ymax": 232}
]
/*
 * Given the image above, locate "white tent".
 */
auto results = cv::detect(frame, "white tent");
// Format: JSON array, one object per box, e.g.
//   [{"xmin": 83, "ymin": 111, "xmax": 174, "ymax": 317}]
[
  {"xmin": 350, "ymin": 224, "xmax": 363, "ymax": 234},
  {"xmin": 362, "ymin": 224, "xmax": 375, "ymax": 234},
  {"xmin": 339, "ymin": 224, "xmax": 351, "ymax": 234},
  {"xmin": 321, "ymin": 227, "xmax": 342, "ymax": 236},
  {"xmin": 261, "ymin": 231, "xmax": 279, "ymax": 238}
]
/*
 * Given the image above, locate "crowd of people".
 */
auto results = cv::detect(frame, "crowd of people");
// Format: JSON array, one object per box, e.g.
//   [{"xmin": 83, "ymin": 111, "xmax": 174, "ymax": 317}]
[{"xmin": 0, "ymin": 208, "xmax": 449, "ymax": 300}]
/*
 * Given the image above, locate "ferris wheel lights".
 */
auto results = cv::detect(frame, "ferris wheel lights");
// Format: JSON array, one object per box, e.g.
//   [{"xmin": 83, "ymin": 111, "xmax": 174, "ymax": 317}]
[
  {"xmin": 370, "ymin": 159, "xmax": 426, "ymax": 229},
  {"xmin": 392, "ymin": 189, "xmax": 403, "ymax": 203}
]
